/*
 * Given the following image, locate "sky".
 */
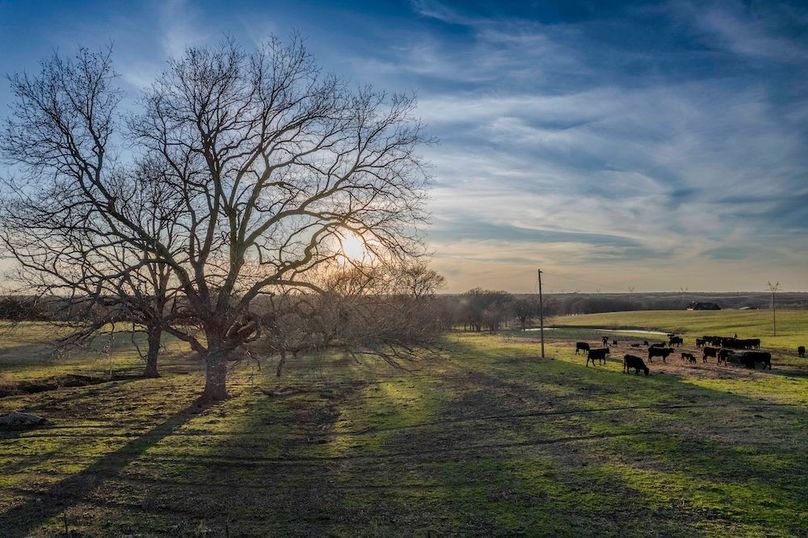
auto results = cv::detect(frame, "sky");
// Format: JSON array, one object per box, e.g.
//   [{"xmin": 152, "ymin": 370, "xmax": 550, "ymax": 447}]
[{"xmin": 1, "ymin": 0, "xmax": 806, "ymax": 293}]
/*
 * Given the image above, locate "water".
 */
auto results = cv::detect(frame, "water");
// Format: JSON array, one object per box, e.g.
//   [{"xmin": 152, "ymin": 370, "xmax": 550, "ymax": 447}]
[{"xmin": 525, "ymin": 327, "xmax": 668, "ymax": 336}]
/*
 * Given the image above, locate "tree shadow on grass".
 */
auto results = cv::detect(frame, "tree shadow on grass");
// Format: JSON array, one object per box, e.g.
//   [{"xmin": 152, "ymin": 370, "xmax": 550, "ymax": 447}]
[
  {"xmin": 308, "ymin": 337, "xmax": 798, "ymax": 532},
  {"xmin": 0, "ymin": 399, "xmax": 212, "ymax": 537}
]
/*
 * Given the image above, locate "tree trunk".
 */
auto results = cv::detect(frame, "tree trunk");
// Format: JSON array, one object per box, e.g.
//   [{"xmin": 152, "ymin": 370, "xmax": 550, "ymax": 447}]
[
  {"xmin": 143, "ymin": 325, "xmax": 162, "ymax": 378},
  {"xmin": 276, "ymin": 350, "xmax": 287, "ymax": 377},
  {"xmin": 202, "ymin": 349, "xmax": 228, "ymax": 401}
]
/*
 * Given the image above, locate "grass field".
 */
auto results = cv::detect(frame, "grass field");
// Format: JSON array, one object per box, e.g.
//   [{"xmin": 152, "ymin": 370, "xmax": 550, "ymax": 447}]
[
  {"xmin": 1, "ymin": 312, "xmax": 807, "ymax": 536},
  {"xmin": 550, "ymin": 309, "xmax": 808, "ymax": 350}
]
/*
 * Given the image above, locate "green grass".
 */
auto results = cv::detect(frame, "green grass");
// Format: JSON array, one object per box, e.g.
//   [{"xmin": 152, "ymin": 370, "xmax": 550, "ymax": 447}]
[
  {"xmin": 550, "ymin": 309, "xmax": 808, "ymax": 350},
  {"xmin": 1, "ymin": 320, "xmax": 807, "ymax": 536},
  {"xmin": 0, "ymin": 322, "xmax": 191, "ymax": 388}
]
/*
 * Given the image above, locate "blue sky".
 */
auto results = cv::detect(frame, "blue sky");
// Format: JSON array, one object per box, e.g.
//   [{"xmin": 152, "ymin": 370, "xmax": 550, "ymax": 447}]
[{"xmin": 1, "ymin": 0, "xmax": 806, "ymax": 292}]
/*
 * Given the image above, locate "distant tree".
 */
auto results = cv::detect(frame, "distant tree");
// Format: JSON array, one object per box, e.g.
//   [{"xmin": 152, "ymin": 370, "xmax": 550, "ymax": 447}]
[
  {"xmin": 0, "ymin": 296, "xmax": 44, "ymax": 321},
  {"xmin": 396, "ymin": 262, "xmax": 445, "ymax": 299},
  {"xmin": 459, "ymin": 288, "xmax": 514, "ymax": 332},
  {"xmin": 513, "ymin": 297, "xmax": 538, "ymax": 331}
]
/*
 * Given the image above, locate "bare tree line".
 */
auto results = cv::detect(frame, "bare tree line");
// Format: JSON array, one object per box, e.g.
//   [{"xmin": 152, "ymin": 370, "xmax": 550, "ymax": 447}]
[{"xmin": 0, "ymin": 37, "xmax": 440, "ymax": 401}]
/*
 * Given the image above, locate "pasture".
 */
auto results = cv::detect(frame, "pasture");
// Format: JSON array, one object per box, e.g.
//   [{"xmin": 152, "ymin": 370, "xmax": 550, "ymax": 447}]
[
  {"xmin": 551, "ymin": 309, "xmax": 807, "ymax": 350},
  {"xmin": 1, "ymin": 311, "xmax": 808, "ymax": 536}
]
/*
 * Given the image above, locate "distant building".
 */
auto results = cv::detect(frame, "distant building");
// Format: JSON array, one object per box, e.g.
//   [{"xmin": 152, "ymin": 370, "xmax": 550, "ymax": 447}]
[{"xmin": 687, "ymin": 302, "xmax": 721, "ymax": 311}]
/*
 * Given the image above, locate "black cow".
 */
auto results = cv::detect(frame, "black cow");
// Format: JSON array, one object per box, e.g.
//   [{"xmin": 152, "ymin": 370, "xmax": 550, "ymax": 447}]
[
  {"xmin": 717, "ymin": 348, "xmax": 735, "ymax": 365},
  {"xmin": 587, "ymin": 347, "xmax": 610, "ymax": 367},
  {"xmin": 798, "ymin": 346, "xmax": 806, "ymax": 358},
  {"xmin": 681, "ymin": 352, "xmax": 696, "ymax": 364},
  {"xmin": 733, "ymin": 338, "xmax": 759, "ymax": 350},
  {"xmin": 643, "ymin": 340, "xmax": 649, "ymax": 346},
  {"xmin": 630, "ymin": 343, "xmax": 641, "ymax": 348},
  {"xmin": 721, "ymin": 337, "xmax": 739, "ymax": 349},
  {"xmin": 623, "ymin": 354, "xmax": 650, "ymax": 375},
  {"xmin": 612, "ymin": 339, "xmax": 618, "ymax": 346},
  {"xmin": 575, "ymin": 342, "xmax": 590, "ymax": 354},
  {"xmin": 695, "ymin": 338, "xmax": 705, "ymax": 348},
  {"xmin": 704, "ymin": 336, "xmax": 723, "ymax": 346},
  {"xmin": 737, "ymin": 351, "xmax": 772, "ymax": 370},
  {"xmin": 702, "ymin": 346, "xmax": 720, "ymax": 363},
  {"xmin": 669, "ymin": 335, "xmax": 683, "ymax": 347},
  {"xmin": 602, "ymin": 336, "xmax": 609, "ymax": 346},
  {"xmin": 648, "ymin": 347, "xmax": 674, "ymax": 362}
]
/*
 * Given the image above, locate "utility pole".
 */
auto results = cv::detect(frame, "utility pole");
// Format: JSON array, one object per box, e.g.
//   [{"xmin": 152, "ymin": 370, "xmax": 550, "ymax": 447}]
[
  {"xmin": 768, "ymin": 281, "xmax": 780, "ymax": 336},
  {"xmin": 538, "ymin": 268, "xmax": 545, "ymax": 358}
]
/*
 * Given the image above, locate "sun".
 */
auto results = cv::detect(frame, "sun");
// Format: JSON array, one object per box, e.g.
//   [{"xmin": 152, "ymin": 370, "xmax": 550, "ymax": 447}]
[{"xmin": 339, "ymin": 231, "xmax": 367, "ymax": 262}]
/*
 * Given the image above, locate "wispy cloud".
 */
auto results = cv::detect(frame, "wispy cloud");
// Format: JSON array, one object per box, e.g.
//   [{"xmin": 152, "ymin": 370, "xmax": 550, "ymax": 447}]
[
  {"xmin": 366, "ymin": 0, "xmax": 808, "ymax": 291},
  {"xmin": 1, "ymin": 0, "xmax": 805, "ymax": 291},
  {"xmin": 157, "ymin": 0, "xmax": 208, "ymax": 58}
]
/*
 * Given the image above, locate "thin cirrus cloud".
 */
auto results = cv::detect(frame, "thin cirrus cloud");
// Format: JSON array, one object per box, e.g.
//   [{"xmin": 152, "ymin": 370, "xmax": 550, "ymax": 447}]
[
  {"xmin": 390, "ymin": 0, "xmax": 808, "ymax": 292},
  {"xmin": 0, "ymin": 0, "xmax": 805, "ymax": 292}
]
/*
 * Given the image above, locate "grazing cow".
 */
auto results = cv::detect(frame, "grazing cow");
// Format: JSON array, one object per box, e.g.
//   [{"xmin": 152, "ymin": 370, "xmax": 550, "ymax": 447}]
[
  {"xmin": 717, "ymin": 348, "xmax": 735, "ymax": 365},
  {"xmin": 623, "ymin": 354, "xmax": 650, "ymax": 376},
  {"xmin": 704, "ymin": 336, "xmax": 723, "ymax": 346},
  {"xmin": 721, "ymin": 337, "xmax": 739, "ymax": 349},
  {"xmin": 575, "ymin": 342, "xmax": 590, "ymax": 354},
  {"xmin": 669, "ymin": 335, "xmax": 683, "ymax": 347},
  {"xmin": 731, "ymin": 338, "xmax": 758, "ymax": 350},
  {"xmin": 681, "ymin": 352, "xmax": 696, "ymax": 364},
  {"xmin": 587, "ymin": 347, "xmax": 610, "ymax": 367},
  {"xmin": 630, "ymin": 343, "xmax": 641, "ymax": 348},
  {"xmin": 695, "ymin": 338, "xmax": 705, "ymax": 348},
  {"xmin": 602, "ymin": 336, "xmax": 609, "ymax": 346},
  {"xmin": 702, "ymin": 346, "xmax": 720, "ymax": 363},
  {"xmin": 798, "ymin": 346, "xmax": 806, "ymax": 358},
  {"xmin": 737, "ymin": 351, "xmax": 772, "ymax": 370},
  {"xmin": 643, "ymin": 340, "xmax": 649, "ymax": 346},
  {"xmin": 648, "ymin": 346, "xmax": 674, "ymax": 362}
]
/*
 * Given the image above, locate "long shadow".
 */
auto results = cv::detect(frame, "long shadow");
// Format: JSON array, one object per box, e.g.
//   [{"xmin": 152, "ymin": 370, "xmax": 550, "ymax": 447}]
[
  {"xmin": 0, "ymin": 400, "xmax": 209, "ymax": 537},
  {"xmin": 0, "ymin": 377, "xmax": 148, "ymax": 447},
  {"xmin": 359, "ymin": 335, "xmax": 808, "ymax": 534}
]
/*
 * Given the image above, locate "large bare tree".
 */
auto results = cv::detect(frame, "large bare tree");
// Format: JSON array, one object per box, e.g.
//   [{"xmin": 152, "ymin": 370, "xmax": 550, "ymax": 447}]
[{"xmin": 1, "ymin": 38, "xmax": 428, "ymax": 400}]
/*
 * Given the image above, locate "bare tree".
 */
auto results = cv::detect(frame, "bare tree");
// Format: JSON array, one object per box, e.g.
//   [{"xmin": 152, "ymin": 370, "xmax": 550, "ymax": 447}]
[
  {"xmin": 258, "ymin": 261, "xmax": 443, "ymax": 377},
  {"xmin": 458, "ymin": 288, "xmax": 515, "ymax": 332},
  {"xmin": 0, "ymin": 156, "xmax": 185, "ymax": 377},
  {"xmin": 395, "ymin": 262, "xmax": 445, "ymax": 298},
  {"xmin": 513, "ymin": 297, "xmax": 538, "ymax": 331},
  {"xmin": 1, "ymin": 38, "xmax": 428, "ymax": 400}
]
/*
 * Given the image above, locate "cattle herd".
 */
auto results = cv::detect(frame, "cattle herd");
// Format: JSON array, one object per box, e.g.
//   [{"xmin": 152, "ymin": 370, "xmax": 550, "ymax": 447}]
[{"xmin": 575, "ymin": 332, "xmax": 807, "ymax": 376}]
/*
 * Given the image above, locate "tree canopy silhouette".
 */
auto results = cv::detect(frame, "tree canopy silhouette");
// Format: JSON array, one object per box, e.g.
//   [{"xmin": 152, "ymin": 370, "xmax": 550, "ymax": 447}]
[{"xmin": 1, "ymin": 37, "xmax": 429, "ymax": 400}]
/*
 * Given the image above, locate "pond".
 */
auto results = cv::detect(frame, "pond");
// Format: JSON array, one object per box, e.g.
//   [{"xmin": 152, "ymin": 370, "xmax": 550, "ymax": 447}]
[{"xmin": 525, "ymin": 327, "xmax": 669, "ymax": 336}]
